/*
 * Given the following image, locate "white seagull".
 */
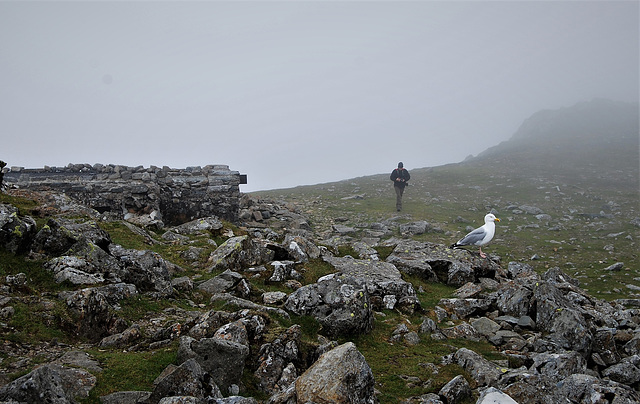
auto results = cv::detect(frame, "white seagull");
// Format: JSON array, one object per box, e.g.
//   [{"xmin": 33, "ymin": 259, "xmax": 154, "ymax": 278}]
[{"xmin": 450, "ymin": 213, "xmax": 500, "ymax": 258}]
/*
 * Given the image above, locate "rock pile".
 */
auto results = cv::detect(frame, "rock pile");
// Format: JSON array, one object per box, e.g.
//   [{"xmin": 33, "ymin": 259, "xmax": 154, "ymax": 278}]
[{"xmin": 1, "ymin": 193, "xmax": 640, "ymax": 403}]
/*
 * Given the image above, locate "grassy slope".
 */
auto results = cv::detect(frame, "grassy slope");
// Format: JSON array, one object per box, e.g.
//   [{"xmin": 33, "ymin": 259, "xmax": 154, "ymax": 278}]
[{"xmin": 254, "ymin": 156, "xmax": 639, "ymax": 301}]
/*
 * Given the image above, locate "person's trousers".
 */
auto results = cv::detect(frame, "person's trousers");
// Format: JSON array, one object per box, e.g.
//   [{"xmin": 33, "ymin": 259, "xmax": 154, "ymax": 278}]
[{"xmin": 394, "ymin": 185, "xmax": 405, "ymax": 211}]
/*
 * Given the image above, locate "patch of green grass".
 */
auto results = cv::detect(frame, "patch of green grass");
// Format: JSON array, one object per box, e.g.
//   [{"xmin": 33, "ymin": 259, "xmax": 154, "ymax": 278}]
[
  {"xmin": 79, "ymin": 347, "xmax": 177, "ymax": 403},
  {"xmin": 5, "ymin": 300, "xmax": 69, "ymax": 344},
  {"xmin": 374, "ymin": 246, "xmax": 395, "ymax": 261},
  {"xmin": 98, "ymin": 221, "xmax": 219, "ymax": 272},
  {"xmin": 299, "ymin": 258, "xmax": 336, "ymax": 285},
  {"xmin": 0, "ymin": 248, "xmax": 73, "ymax": 293},
  {"xmin": 0, "ymin": 192, "xmax": 39, "ymax": 216},
  {"xmin": 407, "ymin": 275, "xmax": 458, "ymax": 309},
  {"xmin": 345, "ymin": 309, "xmax": 490, "ymax": 404},
  {"xmin": 118, "ymin": 295, "xmax": 196, "ymax": 323}
]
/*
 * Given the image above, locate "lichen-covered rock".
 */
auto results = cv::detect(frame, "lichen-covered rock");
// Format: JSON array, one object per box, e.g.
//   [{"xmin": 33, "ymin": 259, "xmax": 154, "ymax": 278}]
[
  {"xmin": 176, "ymin": 335, "xmax": 249, "ymax": 395},
  {"xmin": 110, "ymin": 247, "xmax": 175, "ymax": 297},
  {"xmin": 284, "ymin": 274, "xmax": 373, "ymax": 337},
  {"xmin": 60, "ymin": 283, "xmax": 138, "ymax": 342},
  {"xmin": 529, "ymin": 351, "xmax": 587, "ymax": 383},
  {"xmin": 0, "ymin": 363, "xmax": 96, "ymax": 404},
  {"xmin": 146, "ymin": 358, "xmax": 222, "ymax": 404},
  {"xmin": 30, "ymin": 218, "xmax": 112, "ymax": 258},
  {"xmin": 207, "ymin": 236, "xmax": 274, "ymax": 272},
  {"xmin": 0, "ymin": 203, "xmax": 37, "ymax": 254},
  {"xmin": 254, "ymin": 325, "xmax": 302, "ymax": 394},
  {"xmin": 438, "ymin": 375, "xmax": 472, "ymax": 404},
  {"xmin": 197, "ymin": 269, "xmax": 247, "ymax": 295},
  {"xmin": 282, "ymin": 233, "xmax": 321, "ymax": 262},
  {"xmin": 295, "ymin": 342, "xmax": 375, "ymax": 404},
  {"xmin": 324, "ymin": 255, "xmax": 419, "ymax": 313},
  {"xmin": 453, "ymin": 348, "xmax": 502, "ymax": 387},
  {"xmin": 552, "ymin": 373, "xmax": 640, "ymax": 403},
  {"xmin": 170, "ymin": 216, "xmax": 223, "ymax": 235},
  {"xmin": 386, "ymin": 240, "xmax": 502, "ymax": 286}
]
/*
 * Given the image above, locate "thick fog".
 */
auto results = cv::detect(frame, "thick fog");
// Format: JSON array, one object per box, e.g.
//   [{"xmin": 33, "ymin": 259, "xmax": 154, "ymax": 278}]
[{"xmin": 1, "ymin": 1, "xmax": 638, "ymax": 192}]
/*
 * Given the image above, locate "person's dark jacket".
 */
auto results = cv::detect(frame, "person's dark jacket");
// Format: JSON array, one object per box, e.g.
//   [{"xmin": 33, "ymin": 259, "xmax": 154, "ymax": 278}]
[{"xmin": 390, "ymin": 168, "xmax": 410, "ymax": 188}]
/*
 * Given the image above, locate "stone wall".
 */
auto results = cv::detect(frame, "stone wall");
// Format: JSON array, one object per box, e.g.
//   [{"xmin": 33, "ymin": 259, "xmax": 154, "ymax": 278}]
[{"xmin": 3, "ymin": 163, "xmax": 246, "ymax": 226}]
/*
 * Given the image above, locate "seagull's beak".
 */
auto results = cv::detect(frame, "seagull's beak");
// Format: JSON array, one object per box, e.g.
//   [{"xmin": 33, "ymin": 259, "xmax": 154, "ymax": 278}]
[{"xmin": 495, "ymin": 218, "xmax": 500, "ymax": 222}]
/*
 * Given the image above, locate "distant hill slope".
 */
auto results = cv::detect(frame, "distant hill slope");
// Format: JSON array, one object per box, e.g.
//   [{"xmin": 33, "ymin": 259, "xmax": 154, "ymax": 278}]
[{"xmin": 468, "ymin": 99, "xmax": 639, "ymax": 190}]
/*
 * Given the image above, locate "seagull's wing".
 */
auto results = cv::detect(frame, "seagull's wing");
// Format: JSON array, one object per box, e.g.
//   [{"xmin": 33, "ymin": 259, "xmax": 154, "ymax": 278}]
[{"xmin": 455, "ymin": 226, "xmax": 488, "ymax": 246}]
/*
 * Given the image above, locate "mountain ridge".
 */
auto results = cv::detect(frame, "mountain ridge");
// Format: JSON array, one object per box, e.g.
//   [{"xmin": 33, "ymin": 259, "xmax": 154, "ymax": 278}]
[{"xmin": 463, "ymin": 98, "xmax": 639, "ymax": 190}]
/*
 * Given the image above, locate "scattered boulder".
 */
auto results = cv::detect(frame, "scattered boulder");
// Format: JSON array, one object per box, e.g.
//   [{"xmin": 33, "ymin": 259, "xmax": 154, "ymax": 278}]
[
  {"xmin": 438, "ymin": 375, "xmax": 471, "ymax": 404},
  {"xmin": 0, "ymin": 203, "xmax": 37, "ymax": 254},
  {"xmin": 170, "ymin": 216, "xmax": 223, "ymax": 236},
  {"xmin": 295, "ymin": 342, "xmax": 375, "ymax": 404},
  {"xmin": 284, "ymin": 274, "xmax": 374, "ymax": 337},
  {"xmin": 60, "ymin": 283, "xmax": 138, "ymax": 342},
  {"xmin": 207, "ymin": 235, "xmax": 275, "ymax": 272},
  {"xmin": 386, "ymin": 240, "xmax": 502, "ymax": 286},
  {"xmin": 145, "ymin": 358, "xmax": 222, "ymax": 404},
  {"xmin": 254, "ymin": 325, "xmax": 302, "ymax": 394},
  {"xmin": 0, "ymin": 363, "xmax": 96, "ymax": 404},
  {"xmin": 177, "ymin": 335, "xmax": 250, "ymax": 395},
  {"xmin": 324, "ymin": 255, "xmax": 420, "ymax": 313}
]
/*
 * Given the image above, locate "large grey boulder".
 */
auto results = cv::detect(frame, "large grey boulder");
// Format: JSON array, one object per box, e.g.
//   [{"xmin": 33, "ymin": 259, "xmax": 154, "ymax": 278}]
[
  {"xmin": 295, "ymin": 342, "xmax": 375, "ymax": 404},
  {"xmin": 282, "ymin": 233, "xmax": 321, "ymax": 262},
  {"xmin": 499, "ymin": 370, "xmax": 556, "ymax": 404},
  {"xmin": 601, "ymin": 355, "xmax": 640, "ymax": 385},
  {"xmin": 532, "ymin": 274, "xmax": 592, "ymax": 354},
  {"xmin": 60, "ymin": 283, "xmax": 138, "ymax": 342},
  {"xmin": 145, "ymin": 359, "xmax": 222, "ymax": 404},
  {"xmin": 254, "ymin": 325, "xmax": 302, "ymax": 394},
  {"xmin": 0, "ymin": 203, "xmax": 37, "ymax": 254},
  {"xmin": 110, "ymin": 247, "xmax": 175, "ymax": 297},
  {"xmin": 438, "ymin": 298, "xmax": 492, "ymax": 319},
  {"xmin": 210, "ymin": 293, "xmax": 290, "ymax": 319},
  {"xmin": 591, "ymin": 327, "xmax": 621, "ymax": 366},
  {"xmin": 187, "ymin": 310, "xmax": 239, "ymax": 340},
  {"xmin": 386, "ymin": 240, "xmax": 502, "ymax": 286},
  {"xmin": 30, "ymin": 218, "xmax": 112, "ymax": 258},
  {"xmin": 284, "ymin": 274, "xmax": 374, "ymax": 337},
  {"xmin": 44, "ymin": 255, "xmax": 107, "ymax": 285},
  {"xmin": 453, "ymin": 348, "xmax": 502, "ymax": 387},
  {"xmin": 438, "ymin": 375, "xmax": 471, "ymax": 404},
  {"xmin": 476, "ymin": 387, "xmax": 519, "ymax": 404},
  {"xmin": 177, "ymin": 335, "xmax": 250, "ymax": 395},
  {"xmin": 170, "ymin": 216, "xmax": 223, "ymax": 235},
  {"xmin": 324, "ymin": 255, "xmax": 419, "ymax": 313},
  {"xmin": 0, "ymin": 363, "xmax": 96, "ymax": 404},
  {"xmin": 529, "ymin": 351, "xmax": 587, "ymax": 383},
  {"xmin": 493, "ymin": 280, "xmax": 534, "ymax": 318},
  {"xmin": 197, "ymin": 269, "xmax": 249, "ymax": 296},
  {"xmin": 99, "ymin": 324, "xmax": 143, "ymax": 348},
  {"xmin": 207, "ymin": 236, "xmax": 274, "ymax": 272},
  {"xmin": 552, "ymin": 373, "xmax": 640, "ymax": 403},
  {"xmin": 268, "ymin": 260, "xmax": 300, "ymax": 283}
]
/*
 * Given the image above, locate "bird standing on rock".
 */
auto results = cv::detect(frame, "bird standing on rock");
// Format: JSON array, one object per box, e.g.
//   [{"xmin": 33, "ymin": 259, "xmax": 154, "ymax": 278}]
[{"xmin": 450, "ymin": 213, "xmax": 500, "ymax": 258}]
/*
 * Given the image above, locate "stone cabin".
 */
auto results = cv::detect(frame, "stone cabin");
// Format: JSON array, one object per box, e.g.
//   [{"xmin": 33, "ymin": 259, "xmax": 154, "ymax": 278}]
[{"xmin": 3, "ymin": 163, "xmax": 247, "ymax": 226}]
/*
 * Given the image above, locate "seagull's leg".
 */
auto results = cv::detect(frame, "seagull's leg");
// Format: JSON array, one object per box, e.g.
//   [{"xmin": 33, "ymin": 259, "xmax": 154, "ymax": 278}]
[{"xmin": 479, "ymin": 247, "xmax": 487, "ymax": 258}]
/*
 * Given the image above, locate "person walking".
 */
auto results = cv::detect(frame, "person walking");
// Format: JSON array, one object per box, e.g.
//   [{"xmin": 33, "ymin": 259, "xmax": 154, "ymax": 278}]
[
  {"xmin": 0, "ymin": 161, "xmax": 6, "ymax": 192},
  {"xmin": 390, "ymin": 162, "xmax": 410, "ymax": 211}
]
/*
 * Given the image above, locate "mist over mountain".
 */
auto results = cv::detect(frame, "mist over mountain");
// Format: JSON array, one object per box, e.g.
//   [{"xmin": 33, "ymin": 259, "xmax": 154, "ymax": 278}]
[{"xmin": 469, "ymin": 99, "xmax": 639, "ymax": 190}]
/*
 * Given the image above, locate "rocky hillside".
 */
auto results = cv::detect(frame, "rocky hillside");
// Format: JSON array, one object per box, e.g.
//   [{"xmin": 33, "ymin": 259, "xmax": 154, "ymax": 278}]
[
  {"xmin": 473, "ymin": 98, "xmax": 639, "ymax": 190},
  {"xmin": 1, "ymin": 99, "xmax": 639, "ymax": 404},
  {"xmin": 257, "ymin": 99, "xmax": 639, "ymax": 301}
]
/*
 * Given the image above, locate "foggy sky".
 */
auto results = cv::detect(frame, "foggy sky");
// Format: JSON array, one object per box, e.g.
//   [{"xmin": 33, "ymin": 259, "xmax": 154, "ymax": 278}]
[{"xmin": 1, "ymin": 1, "xmax": 638, "ymax": 192}]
